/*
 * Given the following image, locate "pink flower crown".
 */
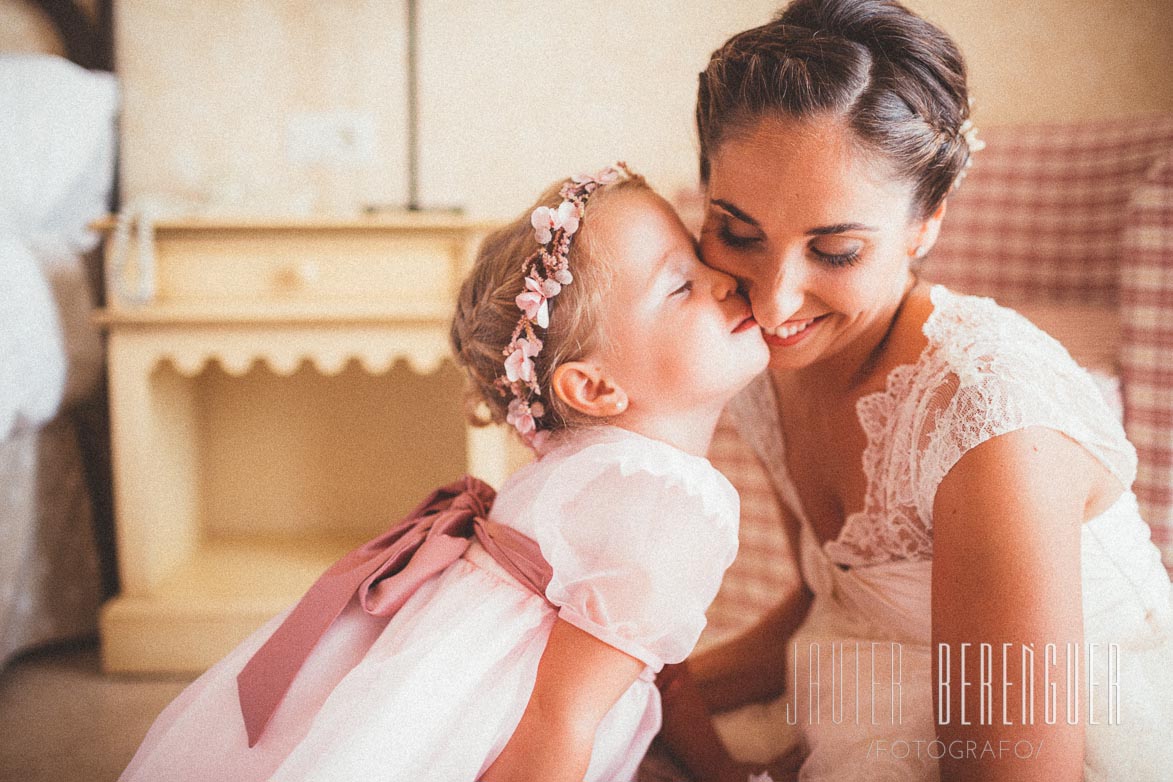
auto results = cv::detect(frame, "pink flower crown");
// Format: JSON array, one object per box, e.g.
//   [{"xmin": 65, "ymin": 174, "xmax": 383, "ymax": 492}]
[{"xmin": 495, "ymin": 162, "xmax": 632, "ymax": 451}]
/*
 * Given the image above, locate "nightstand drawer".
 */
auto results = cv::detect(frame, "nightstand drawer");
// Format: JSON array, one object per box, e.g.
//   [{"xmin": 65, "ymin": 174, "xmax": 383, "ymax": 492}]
[
  {"xmin": 159, "ymin": 230, "xmax": 461, "ymax": 304},
  {"xmin": 104, "ymin": 216, "xmax": 495, "ymax": 314}
]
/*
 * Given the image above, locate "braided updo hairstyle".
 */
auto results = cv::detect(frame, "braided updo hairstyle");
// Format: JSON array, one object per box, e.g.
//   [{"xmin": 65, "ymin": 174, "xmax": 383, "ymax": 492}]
[
  {"xmin": 697, "ymin": 0, "xmax": 973, "ymax": 219},
  {"xmin": 450, "ymin": 173, "xmax": 649, "ymax": 435}
]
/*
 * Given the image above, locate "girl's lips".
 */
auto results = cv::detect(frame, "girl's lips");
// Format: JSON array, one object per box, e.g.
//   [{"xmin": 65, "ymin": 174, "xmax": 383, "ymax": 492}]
[{"xmin": 732, "ymin": 315, "xmax": 758, "ymax": 333}]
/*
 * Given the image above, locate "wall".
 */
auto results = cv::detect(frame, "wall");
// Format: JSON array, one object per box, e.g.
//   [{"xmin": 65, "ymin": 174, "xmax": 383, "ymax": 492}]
[
  {"xmin": 114, "ymin": 0, "xmax": 411, "ymax": 217},
  {"xmin": 911, "ymin": 0, "xmax": 1173, "ymax": 126},
  {"xmin": 112, "ymin": 0, "xmax": 1172, "ymax": 221}
]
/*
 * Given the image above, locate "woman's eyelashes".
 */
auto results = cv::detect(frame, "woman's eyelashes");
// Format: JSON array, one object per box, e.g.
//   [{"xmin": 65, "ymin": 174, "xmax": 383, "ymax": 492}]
[
  {"xmin": 811, "ymin": 246, "xmax": 862, "ymax": 267},
  {"xmin": 670, "ymin": 280, "xmax": 694, "ymax": 297},
  {"xmin": 716, "ymin": 223, "xmax": 760, "ymax": 249},
  {"xmin": 711, "ymin": 215, "xmax": 865, "ymax": 268}
]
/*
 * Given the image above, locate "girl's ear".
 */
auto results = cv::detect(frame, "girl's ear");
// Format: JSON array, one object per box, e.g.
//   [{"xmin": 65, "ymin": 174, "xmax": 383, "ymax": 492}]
[{"xmin": 550, "ymin": 362, "xmax": 629, "ymax": 419}]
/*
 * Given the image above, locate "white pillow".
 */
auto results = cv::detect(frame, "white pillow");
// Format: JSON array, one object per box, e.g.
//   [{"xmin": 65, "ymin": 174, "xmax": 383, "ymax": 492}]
[
  {"xmin": 0, "ymin": 233, "xmax": 65, "ymax": 440},
  {"xmin": 0, "ymin": 54, "xmax": 119, "ymax": 255}
]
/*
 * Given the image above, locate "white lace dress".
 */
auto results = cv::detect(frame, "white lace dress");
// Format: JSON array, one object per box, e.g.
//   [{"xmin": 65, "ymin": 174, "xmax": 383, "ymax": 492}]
[{"xmin": 728, "ymin": 286, "xmax": 1173, "ymax": 781}]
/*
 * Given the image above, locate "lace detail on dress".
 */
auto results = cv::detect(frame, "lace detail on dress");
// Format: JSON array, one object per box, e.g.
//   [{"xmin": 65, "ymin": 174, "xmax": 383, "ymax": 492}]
[{"xmin": 826, "ymin": 286, "xmax": 1138, "ymax": 568}]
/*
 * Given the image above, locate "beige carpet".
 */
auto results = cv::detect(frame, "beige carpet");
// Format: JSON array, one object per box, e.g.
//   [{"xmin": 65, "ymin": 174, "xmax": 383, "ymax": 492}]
[{"xmin": 0, "ymin": 639, "xmax": 192, "ymax": 782}]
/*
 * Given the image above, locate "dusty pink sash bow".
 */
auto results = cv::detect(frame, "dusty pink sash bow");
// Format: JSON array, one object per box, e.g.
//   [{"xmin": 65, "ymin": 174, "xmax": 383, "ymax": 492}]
[{"xmin": 236, "ymin": 475, "xmax": 552, "ymax": 747}]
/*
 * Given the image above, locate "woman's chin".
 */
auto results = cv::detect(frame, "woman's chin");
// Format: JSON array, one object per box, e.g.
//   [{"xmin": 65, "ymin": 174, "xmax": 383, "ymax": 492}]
[{"xmin": 767, "ymin": 347, "xmax": 817, "ymax": 374}]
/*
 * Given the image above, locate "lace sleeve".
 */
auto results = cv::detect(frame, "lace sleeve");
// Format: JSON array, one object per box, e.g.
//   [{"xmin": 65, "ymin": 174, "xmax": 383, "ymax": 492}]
[{"xmin": 916, "ymin": 289, "xmax": 1138, "ymax": 523}]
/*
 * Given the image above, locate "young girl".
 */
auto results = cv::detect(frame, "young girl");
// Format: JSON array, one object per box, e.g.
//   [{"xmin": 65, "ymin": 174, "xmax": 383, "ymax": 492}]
[{"xmin": 119, "ymin": 164, "xmax": 773, "ymax": 782}]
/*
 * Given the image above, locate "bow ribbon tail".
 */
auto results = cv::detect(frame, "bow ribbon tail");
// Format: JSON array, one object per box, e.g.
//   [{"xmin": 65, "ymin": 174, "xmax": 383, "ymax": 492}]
[{"xmin": 236, "ymin": 477, "xmax": 493, "ymax": 747}]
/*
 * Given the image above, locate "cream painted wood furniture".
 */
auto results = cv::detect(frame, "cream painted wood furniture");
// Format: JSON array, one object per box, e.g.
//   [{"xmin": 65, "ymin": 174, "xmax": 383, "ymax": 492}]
[{"xmin": 96, "ymin": 214, "xmax": 518, "ymax": 674}]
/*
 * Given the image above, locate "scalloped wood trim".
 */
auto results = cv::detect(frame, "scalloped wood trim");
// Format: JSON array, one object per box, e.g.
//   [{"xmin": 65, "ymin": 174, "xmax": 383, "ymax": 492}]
[
  {"xmin": 152, "ymin": 347, "xmax": 452, "ymax": 377},
  {"xmin": 108, "ymin": 325, "xmax": 456, "ymax": 378}
]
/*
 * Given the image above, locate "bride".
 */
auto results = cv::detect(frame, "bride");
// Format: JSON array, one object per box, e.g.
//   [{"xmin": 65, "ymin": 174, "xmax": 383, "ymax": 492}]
[{"xmin": 655, "ymin": 1, "xmax": 1173, "ymax": 780}]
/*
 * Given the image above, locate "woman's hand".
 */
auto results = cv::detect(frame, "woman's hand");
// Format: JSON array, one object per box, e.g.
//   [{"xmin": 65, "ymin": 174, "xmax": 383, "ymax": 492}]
[
  {"xmin": 685, "ymin": 585, "xmax": 812, "ymax": 713},
  {"xmin": 654, "ymin": 661, "xmax": 807, "ymax": 782},
  {"xmin": 932, "ymin": 425, "xmax": 1110, "ymax": 781},
  {"xmin": 480, "ymin": 618, "xmax": 644, "ymax": 782},
  {"xmin": 722, "ymin": 743, "xmax": 805, "ymax": 782}
]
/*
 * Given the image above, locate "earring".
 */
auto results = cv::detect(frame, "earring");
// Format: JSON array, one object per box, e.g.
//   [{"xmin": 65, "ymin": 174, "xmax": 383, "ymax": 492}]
[{"xmin": 615, "ymin": 398, "xmax": 627, "ymax": 412}]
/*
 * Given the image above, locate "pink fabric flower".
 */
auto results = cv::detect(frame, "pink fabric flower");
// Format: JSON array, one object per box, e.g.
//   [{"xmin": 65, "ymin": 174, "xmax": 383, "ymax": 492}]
[
  {"xmin": 572, "ymin": 168, "xmax": 620, "ymax": 186},
  {"xmin": 515, "ymin": 276, "xmax": 562, "ymax": 328},
  {"xmin": 530, "ymin": 200, "xmax": 580, "ymax": 245},
  {"xmin": 506, "ymin": 398, "xmax": 545, "ymax": 436},
  {"xmin": 504, "ymin": 337, "xmax": 541, "ymax": 383},
  {"xmin": 528, "ymin": 428, "xmax": 550, "ymax": 452}
]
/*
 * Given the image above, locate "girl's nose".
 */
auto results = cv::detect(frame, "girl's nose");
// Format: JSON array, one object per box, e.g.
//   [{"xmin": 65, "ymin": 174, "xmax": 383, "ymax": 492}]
[{"xmin": 707, "ymin": 265, "xmax": 738, "ymax": 300}]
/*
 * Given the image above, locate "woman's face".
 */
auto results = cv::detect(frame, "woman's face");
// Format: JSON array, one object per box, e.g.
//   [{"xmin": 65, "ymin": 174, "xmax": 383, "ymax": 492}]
[{"xmin": 699, "ymin": 116, "xmax": 938, "ymax": 378}]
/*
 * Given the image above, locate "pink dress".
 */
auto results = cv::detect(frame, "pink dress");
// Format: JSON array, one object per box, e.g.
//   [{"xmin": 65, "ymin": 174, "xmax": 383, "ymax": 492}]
[{"xmin": 120, "ymin": 425, "xmax": 740, "ymax": 782}]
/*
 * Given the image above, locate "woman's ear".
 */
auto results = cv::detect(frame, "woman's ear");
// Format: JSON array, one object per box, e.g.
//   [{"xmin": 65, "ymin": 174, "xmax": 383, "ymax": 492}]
[
  {"xmin": 908, "ymin": 199, "xmax": 948, "ymax": 259},
  {"xmin": 550, "ymin": 362, "xmax": 629, "ymax": 419}
]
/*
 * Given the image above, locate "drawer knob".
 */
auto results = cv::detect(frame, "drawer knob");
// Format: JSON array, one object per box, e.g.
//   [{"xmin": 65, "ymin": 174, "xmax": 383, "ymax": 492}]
[{"xmin": 295, "ymin": 260, "xmax": 321, "ymax": 285}]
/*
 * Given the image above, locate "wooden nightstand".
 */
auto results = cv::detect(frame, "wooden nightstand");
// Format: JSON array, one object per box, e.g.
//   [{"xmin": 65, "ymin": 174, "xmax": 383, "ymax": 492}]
[{"xmin": 95, "ymin": 214, "xmax": 524, "ymax": 673}]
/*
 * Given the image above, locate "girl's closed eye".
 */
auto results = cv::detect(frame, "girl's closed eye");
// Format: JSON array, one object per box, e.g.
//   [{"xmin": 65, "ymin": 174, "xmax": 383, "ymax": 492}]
[{"xmin": 670, "ymin": 280, "xmax": 693, "ymax": 297}]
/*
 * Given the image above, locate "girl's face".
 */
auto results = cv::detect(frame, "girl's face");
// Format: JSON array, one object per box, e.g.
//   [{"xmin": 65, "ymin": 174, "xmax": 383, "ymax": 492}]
[
  {"xmin": 588, "ymin": 187, "xmax": 768, "ymax": 418},
  {"xmin": 699, "ymin": 116, "xmax": 936, "ymax": 378}
]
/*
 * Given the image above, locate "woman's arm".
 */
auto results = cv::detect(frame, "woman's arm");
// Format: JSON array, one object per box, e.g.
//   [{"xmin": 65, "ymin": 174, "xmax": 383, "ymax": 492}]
[
  {"xmin": 932, "ymin": 425, "xmax": 1111, "ymax": 782},
  {"xmin": 651, "ymin": 513, "xmax": 813, "ymax": 779},
  {"xmin": 480, "ymin": 618, "xmax": 645, "ymax": 782},
  {"xmin": 687, "ymin": 581, "xmax": 813, "ymax": 713},
  {"xmin": 654, "ymin": 662, "xmax": 805, "ymax": 782}
]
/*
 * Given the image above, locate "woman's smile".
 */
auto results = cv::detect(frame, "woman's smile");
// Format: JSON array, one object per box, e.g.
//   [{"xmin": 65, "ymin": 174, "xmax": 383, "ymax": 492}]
[{"xmin": 761, "ymin": 314, "xmax": 829, "ymax": 346}]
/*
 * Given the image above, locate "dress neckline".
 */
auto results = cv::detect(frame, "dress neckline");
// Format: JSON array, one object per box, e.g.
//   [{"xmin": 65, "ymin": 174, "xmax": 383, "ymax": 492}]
[{"xmin": 751, "ymin": 285, "xmax": 952, "ymax": 564}]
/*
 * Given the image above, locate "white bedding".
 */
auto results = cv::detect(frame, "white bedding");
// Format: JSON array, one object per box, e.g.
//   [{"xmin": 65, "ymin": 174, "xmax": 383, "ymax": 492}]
[
  {"xmin": 0, "ymin": 53, "xmax": 117, "ymax": 668},
  {"xmin": 0, "ymin": 54, "xmax": 116, "ymax": 439}
]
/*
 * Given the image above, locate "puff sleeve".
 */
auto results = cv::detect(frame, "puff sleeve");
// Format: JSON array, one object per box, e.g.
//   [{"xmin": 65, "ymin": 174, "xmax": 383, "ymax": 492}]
[{"xmin": 529, "ymin": 437, "xmax": 740, "ymax": 671}]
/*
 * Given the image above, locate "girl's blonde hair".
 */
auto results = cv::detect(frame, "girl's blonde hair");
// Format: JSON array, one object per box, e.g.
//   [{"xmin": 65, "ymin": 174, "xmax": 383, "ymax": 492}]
[{"xmin": 450, "ymin": 172, "xmax": 649, "ymax": 435}]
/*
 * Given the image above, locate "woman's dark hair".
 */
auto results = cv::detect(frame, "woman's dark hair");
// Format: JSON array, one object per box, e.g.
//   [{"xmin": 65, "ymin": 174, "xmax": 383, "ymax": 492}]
[{"xmin": 697, "ymin": 0, "xmax": 972, "ymax": 218}]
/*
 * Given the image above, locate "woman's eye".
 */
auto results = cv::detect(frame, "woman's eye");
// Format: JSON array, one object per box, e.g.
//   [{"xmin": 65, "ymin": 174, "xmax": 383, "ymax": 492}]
[
  {"xmin": 811, "ymin": 246, "xmax": 863, "ymax": 268},
  {"xmin": 670, "ymin": 280, "xmax": 694, "ymax": 297},
  {"xmin": 717, "ymin": 224, "xmax": 761, "ymax": 249}
]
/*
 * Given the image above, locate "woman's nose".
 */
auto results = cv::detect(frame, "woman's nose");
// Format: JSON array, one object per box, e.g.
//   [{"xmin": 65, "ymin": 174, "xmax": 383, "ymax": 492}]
[{"xmin": 756, "ymin": 263, "xmax": 805, "ymax": 326}]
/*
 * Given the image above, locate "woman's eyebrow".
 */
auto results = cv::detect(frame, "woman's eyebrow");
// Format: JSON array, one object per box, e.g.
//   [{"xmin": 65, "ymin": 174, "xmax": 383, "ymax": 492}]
[
  {"xmin": 712, "ymin": 201, "xmax": 877, "ymax": 237},
  {"xmin": 806, "ymin": 223, "xmax": 878, "ymax": 235},
  {"xmin": 711, "ymin": 198, "xmax": 760, "ymax": 227}
]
